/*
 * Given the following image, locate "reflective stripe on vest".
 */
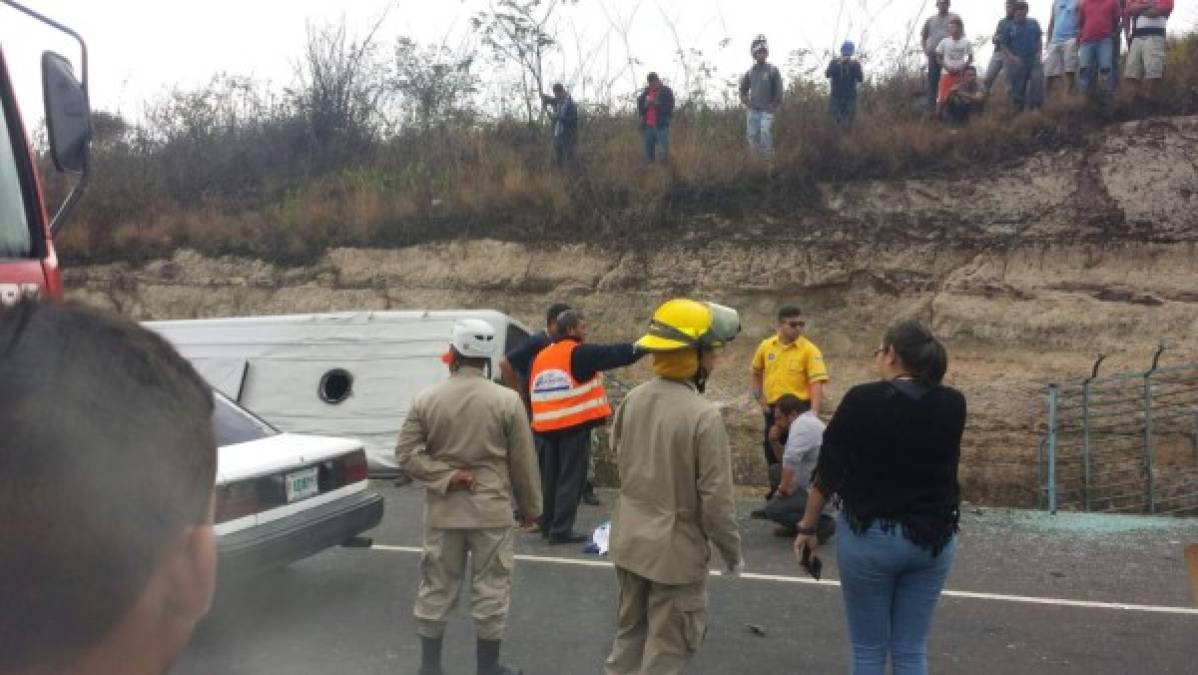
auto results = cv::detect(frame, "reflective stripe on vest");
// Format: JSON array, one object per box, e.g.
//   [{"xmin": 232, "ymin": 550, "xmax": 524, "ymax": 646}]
[{"xmin": 529, "ymin": 340, "xmax": 613, "ymax": 433}]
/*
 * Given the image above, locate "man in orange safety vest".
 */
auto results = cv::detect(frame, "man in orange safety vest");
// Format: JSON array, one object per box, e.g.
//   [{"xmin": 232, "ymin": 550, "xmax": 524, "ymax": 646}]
[{"xmin": 528, "ymin": 309, "xmax": 646, "ymax": 543}]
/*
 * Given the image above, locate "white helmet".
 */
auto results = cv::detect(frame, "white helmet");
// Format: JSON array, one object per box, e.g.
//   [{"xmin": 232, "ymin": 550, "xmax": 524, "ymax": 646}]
[{"xmin": 451, "ymin": 319, "xmax": 497, "ymax": 358}]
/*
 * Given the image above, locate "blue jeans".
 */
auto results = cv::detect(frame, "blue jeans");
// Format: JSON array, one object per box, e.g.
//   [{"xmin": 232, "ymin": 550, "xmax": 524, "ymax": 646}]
[
  {"xmin": 1006, "ymin": 55, "xmax": 1043, "ymax": 111},
  {"xmin": 829, "ymin": 96, "xmax": 856, "ymax": 126},
  {"xmin": 745, "ymin": 109, "xmax": 774, "ymax": 156},
  {"xmin": 642, "ymin": 126, "xmax": 670, "ymax": 162},
  {"xmin": 836, "ymin": 515, "xmax": 957, "ymax": 675},
  {"xmin": 926, "ymin": 54, "xmax": 941, "ymax": 108},
  {"xmin": 1078, "ymin": 39, "xmax": 1115, "ymax": 94}
]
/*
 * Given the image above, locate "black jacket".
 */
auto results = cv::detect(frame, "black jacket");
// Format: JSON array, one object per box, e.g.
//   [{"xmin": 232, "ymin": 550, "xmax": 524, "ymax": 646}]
[
  {"xmin": 813, "ymin": 379, "xmax": 967, "ymax": 555},
  {"xmin": 636, "ymin": 85, "xmax": 675, "ymax": 129}
]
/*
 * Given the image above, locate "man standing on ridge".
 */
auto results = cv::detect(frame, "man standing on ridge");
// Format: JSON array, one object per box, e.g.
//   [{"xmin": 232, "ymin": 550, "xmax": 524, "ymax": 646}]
[
  {"xmin": 826, "ymin": 41, "xmax": 864, "ymax": 127},
  {"xmin": 529, "ymin": 310, "xmax": 645, "ymax": 544},
  {"xmin": 1123, "ymin": 0, "xmax": 1174, "ymax": 99},
  {"xmin": 543, "ymin": 83, "xmax": 578, "ymax": 168},
  {"xmin": 1045, "ymin": 0, "xmax": 1082, "ymax": 97},
  {"xmin": 604, "ymin": 299, "xmax": 744, "ymax": 675},
  {"xmin": 739, "ymin": 35, "xmax": 784, "ymax": 157},
  {"xmin": 1077, "ymin": 0, "xmax": 1123, "ymax": 95},
  {"xmin": 984, "ymin": 1, "xmax": 1018, "ymax": 95},
  {"xmin": 396, "ymin": 319, "xmax": 542, "ymax": 675},
  {"xmin": 637, "ymin": 72, "xmax": 675, "ymax": 163},
  {"xmin": 1001, "ymin": 1, "xmax": 1045, "ymax": 110},
  {"xmin": 922, "ymin": 0, "xmax": 962, "ymax": 109},
  {"xmin": 750, "ymin": 306, "xmax": 829, "ymax": 507}
]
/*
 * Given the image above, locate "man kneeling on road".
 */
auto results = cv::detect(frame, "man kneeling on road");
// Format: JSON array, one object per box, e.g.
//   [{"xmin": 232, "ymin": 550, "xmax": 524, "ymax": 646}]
[
  {"xmin": 763, "ymin": 394, "xmax": 836, "ymax": 542},
  {"xmin": 397, "ymin": 319, "xmax": 542, "ymax": 675},
  {"xmin": 605, "ymin": 299, "xmax": 744, "ymax": 675},
  {"xmin": 1, "ymin": 301, "xmax": 218, "ymax": 675}
]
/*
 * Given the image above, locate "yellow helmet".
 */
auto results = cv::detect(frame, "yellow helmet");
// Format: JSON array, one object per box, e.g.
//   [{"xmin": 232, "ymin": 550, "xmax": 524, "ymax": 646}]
[{"xmin": 635, "ymin": 299, "xmax": 741, "ymax": 353}]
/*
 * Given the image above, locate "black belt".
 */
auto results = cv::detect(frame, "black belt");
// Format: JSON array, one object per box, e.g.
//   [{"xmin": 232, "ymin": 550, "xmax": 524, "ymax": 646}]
[{"xmin": 1133, "ymin": 28, "xmax": 1167, "ymax": 38}]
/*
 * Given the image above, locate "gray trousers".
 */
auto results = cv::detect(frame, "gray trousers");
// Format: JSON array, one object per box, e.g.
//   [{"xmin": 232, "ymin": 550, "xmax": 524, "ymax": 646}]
[
  {"xmin": 764, "ymin": 489, "xmax": 808, "ymax": 529},
  {"xmin": 983, "ymin": 51, "xmax": 1005, "ymax": 93},
  {"xmin": 536, "ymin": 426, "xmax": 591, "ymax": 538}
]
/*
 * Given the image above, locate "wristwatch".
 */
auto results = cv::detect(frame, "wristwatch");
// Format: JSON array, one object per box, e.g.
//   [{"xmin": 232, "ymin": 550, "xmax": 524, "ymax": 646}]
[{"xmin": 795, "ymin": 524, "xmax": 818, "ymax": 536}]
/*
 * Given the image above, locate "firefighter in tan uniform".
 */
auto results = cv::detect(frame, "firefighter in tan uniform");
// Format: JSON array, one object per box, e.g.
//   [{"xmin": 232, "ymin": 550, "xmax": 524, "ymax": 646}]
[
  {"xmin": 396, "ymin": 319, "xmax": 542, "ymax": 675},
  {"xmin": 604, "ymin": 299, "xmax": 745, "ymax": 675}
]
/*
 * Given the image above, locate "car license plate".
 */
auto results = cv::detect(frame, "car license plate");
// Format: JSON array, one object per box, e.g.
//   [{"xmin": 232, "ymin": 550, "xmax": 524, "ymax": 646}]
[{"xmin": 285, "ymin": 467, "xmax": 319, "ymax": 503}]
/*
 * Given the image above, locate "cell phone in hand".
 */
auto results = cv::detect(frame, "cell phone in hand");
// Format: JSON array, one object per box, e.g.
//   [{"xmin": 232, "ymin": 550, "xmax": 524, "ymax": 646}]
[{"xmin": 800, "ymin": 544, "xmax": 823, "ymax": 581}]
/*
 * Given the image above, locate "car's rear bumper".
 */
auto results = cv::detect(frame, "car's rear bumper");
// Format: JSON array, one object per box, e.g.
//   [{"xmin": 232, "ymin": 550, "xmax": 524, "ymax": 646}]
[{"xmin": 217, "ymin": 489, "xmax": 384, "ymax": 576}]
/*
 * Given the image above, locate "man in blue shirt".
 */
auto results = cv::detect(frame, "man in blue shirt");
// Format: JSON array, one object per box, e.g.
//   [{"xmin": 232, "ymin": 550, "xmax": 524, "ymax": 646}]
[
  {"xmin": 1000, "ymin": 2, "xmax": 1045, "ymax": 111},
  {"xmin": 984, "ymin": 1, "xmax": 1018, "ymax": 94},
  {"xmin": 1046, "ymin": 0, "xmax": 1081, "ymax": 97}
]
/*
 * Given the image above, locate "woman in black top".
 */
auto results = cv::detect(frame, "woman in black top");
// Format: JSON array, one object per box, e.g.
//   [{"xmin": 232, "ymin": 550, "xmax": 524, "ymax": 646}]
[{"xmin": 794, "ymin": 320, "xmax": 966, "ymax": 675}]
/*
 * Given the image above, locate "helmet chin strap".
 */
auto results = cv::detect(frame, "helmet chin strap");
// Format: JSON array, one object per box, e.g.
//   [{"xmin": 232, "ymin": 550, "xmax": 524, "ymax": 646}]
[{"xmin": 693, "ymin": 347, "xmax": 709, "ymax": 393}]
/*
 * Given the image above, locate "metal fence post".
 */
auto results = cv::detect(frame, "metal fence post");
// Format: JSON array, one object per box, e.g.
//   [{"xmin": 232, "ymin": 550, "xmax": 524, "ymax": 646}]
[
  {"xmin": 1144, "ymin": 345, "xmax": 1166, "ymax": 514},
  {"xmin": 1082, "ymin": 354, "xmax": 1104, "ymax": 513},
  {"xmin": 1144, "ymin": 374, "xmax": 1154, "ymax": 513},
  {"xmin": 1082, "ymin": 381, "xmax": 1092, "ymax": 511},
  {"xmin": 1047, "ymin": 385, "xmax": 1059, "ymax": 515}
]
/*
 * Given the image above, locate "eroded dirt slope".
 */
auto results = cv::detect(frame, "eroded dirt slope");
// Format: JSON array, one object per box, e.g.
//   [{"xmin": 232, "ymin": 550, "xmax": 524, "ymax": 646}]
[{"xmin": 67, "ymin": 116, "xmax": 1198, "ymax": 506}]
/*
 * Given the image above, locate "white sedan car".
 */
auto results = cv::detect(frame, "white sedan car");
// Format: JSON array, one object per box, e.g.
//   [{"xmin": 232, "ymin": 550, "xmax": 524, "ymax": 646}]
[{"xmin": 211, "ymin": 391, "xmax": 383, "ymax": 574}]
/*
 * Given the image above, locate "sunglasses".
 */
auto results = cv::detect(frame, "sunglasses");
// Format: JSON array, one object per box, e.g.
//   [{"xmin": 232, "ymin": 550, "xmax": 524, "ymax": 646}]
[{"xmin": 783, "ymin": 320, "xmax": 806, "ymax": 329}]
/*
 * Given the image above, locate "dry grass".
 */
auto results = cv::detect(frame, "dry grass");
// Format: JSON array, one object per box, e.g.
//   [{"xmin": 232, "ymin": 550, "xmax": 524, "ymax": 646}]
[{"xmin": 53, "ymin": 35, "xmax": 1198, "ymax": 265}]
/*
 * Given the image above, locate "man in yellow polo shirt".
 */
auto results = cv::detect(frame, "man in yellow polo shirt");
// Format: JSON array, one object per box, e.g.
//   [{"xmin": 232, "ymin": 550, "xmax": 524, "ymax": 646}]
[{"xmin": 749, "ymin": 306, "xmax": 829, "ymax": 504}]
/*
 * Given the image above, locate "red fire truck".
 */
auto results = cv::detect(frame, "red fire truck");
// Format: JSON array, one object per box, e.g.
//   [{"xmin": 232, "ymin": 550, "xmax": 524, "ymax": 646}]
[{"xmin": 0, "ymin": 0, "xmax": 90, "ymax": 304}]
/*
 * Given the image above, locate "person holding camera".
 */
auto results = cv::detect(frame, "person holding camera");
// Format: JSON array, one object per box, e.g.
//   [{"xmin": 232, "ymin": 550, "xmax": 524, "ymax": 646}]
[
  {"xmin": 793, "ymin": 320, "xmax": 966, "ymax": 675},
  {"xmin": 542, "ymin": 83, "xmax": 578, "ymax": 168}
]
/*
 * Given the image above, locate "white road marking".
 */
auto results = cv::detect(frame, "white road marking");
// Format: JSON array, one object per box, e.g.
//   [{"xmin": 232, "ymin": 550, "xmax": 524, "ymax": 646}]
[{"xmin": 369, "ymin": 544, "xmax": 1198, "ymax": 616}]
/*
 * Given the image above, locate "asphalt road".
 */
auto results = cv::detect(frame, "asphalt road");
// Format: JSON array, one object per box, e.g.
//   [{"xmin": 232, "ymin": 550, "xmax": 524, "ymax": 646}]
[{"xmin": 177, "ymin": 482, "xmax": 1198, "ymax": 674}]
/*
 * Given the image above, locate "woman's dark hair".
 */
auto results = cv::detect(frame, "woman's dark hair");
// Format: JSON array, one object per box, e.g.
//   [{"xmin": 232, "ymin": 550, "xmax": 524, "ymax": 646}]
[{"xmin": 883, "ymin": 320, "xmax": 947, "ymax": 386}]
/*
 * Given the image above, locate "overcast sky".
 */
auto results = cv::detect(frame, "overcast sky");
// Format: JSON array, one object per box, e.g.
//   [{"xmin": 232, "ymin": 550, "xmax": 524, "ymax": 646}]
[{"xmin": 3, "ymin": 0, "xmax": 1195, "ymax": 122}]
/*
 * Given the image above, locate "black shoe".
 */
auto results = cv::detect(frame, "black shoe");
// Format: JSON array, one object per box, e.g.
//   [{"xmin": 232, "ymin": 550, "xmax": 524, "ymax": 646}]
[
  {"xmin": 581, "ymin": 483, "xmax": 601, "ymax": 506},
  {"xmin": 750, "ymin": 509, "xmax": 768, "ymax": 520},
  {"xmin": 418, "ymin": 636, "xmax": 443, "ymax": 675},
  {"xmin": 816, "ymin": 514, "xmax": 837, "ymax": 545},
  {"xmin": 478, "ymin": 638, "xmax": 523, "ymax": 675},
  {"xmin": 547, "ymin": 532, "xmax": 589, "ymax": 544}
]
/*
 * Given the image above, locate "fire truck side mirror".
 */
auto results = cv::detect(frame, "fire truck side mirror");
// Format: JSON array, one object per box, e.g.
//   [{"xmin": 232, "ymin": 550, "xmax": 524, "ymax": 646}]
[{"xmin": 41, "ymin": 51, "xmax": 89, "ymax": 175}]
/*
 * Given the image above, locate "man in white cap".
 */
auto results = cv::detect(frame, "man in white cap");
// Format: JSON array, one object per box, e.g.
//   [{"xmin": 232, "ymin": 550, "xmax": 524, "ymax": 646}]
[
  {"xmin": 604, "ymin": 299, "xmax": 744, "ymax": 675},
  {"xmin": 396, "ymin": 319, "xmax": 542, "ymax": 675},
  {"xmin": 739, "ymin": 35, "xmax": 784, "ymax": 156}
]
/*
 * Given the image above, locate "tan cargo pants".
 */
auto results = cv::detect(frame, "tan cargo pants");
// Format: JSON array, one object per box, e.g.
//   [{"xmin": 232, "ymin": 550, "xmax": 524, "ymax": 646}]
[
  {"xmin": 414, "ymin": 525, "xmax": 514, "ymax": 641},
  {"xmin": 603, "ymin": 566, "xmax": 708, "ymax": 675}
]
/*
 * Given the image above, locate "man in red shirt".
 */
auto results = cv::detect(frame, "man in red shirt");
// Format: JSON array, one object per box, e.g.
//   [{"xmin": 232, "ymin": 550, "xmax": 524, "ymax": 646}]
[
  {"xmin": 1077, "ymin": 0, "xmax": 1124, "ymax": 93},
  {"xmin": 1124, "ymin": 0, "xmax": 1174, "ymax": 98},
  {"xmin": 637, "ymin": 73, "xmax": 675, "ymax": 164}
]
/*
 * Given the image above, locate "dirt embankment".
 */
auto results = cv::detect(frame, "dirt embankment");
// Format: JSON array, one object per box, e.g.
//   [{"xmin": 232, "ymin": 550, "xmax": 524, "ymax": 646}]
[{"xmin": 66, "ymin": 117, "xmax": 1198, "ymax": 507}]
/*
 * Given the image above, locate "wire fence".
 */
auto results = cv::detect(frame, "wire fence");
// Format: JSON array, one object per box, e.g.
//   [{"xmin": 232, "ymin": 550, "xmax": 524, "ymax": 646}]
[{"xmin": 1040, "ymin": 347, "xmax": 1198, "ymax": 516}]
